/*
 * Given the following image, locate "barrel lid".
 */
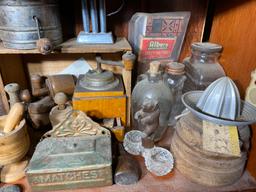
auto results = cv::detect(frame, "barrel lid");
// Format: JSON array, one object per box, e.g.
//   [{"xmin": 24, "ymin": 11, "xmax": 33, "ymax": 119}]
[{"xmin": 191, "ymin": 42, "xmax": 222, "ymax": 53}]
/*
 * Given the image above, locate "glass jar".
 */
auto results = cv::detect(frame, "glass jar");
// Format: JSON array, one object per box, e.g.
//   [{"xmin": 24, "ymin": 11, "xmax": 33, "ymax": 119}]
[
  {"xmin": 183, "ymin": 42, "xmax": 225, "ymax": 92},
  {"xmin": 132, "ymin": 61, "xmax": 173, "ymax": 141},
  {"xmin": 163, "ymin": 62, "xmax": 186, "ymax": 126}
]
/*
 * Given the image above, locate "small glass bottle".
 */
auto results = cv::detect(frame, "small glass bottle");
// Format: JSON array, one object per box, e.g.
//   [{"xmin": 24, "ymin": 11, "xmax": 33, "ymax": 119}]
[
  {"xmin": 132, "ymin": 61, "xmax": 173, "ymax": 141},
  {"xmin": 183, "ymin": 42, "xmax": 225, "ymax": 92},
  {"xmin": 163, "ymin": 62, "xmax": 186, "ymax": 126}
]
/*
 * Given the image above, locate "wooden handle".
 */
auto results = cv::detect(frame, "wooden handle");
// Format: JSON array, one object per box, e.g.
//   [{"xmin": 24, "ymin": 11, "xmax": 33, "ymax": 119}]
[
  {"xmin": 36, "ymin": 38, "xmax": 53, "ymax": 55},
  {"xmin": 122, "ymin": 51, "xmax": 136, "ymax": 71},
  {"xmin": 3, "ymin": 103, "xmax": 24, "ymax": 133},
  {"xmin": 31, "ymin": 74, "xmax": 49, "ymax": 97}
]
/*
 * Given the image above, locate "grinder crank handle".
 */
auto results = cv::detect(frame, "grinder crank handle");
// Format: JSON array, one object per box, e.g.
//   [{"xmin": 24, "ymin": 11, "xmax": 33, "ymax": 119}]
[
  {"xmin": 33, "ymin": 16, "xmax": 53, "ymax": 55},
  {"xmin": 31, "ymin": 74, "xmax": 49, "ymax": 97},
  {"xmin": 95, "ymin": 51, "xmax": 135, "ymax": 71}
]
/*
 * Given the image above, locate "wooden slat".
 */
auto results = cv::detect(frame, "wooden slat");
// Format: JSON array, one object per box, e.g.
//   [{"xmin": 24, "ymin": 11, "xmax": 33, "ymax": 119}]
[
  {"xmin": 209, "ymin": 0, "xmax": 256, "ymax": 178},
  {"xmin": 1, "ymin": 165, "xmax": 256, "ymax": 192},
  {"xmin": 0, "ymin": 38, "xmax": 131, "ymax": 54}
]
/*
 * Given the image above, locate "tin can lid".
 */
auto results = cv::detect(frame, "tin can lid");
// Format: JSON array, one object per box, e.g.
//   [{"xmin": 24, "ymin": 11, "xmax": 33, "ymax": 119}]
[
  {"xmin": 191, "ymin": 42, "xmax": 222, "ymax": 53},
  {"xmin": 165, "ymin": 62, "xmax": 185, "ymax": 75}
]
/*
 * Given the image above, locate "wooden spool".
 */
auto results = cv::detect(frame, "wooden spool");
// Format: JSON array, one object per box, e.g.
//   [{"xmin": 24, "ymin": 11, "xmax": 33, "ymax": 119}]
[
  {"xmin": 171, "ymin": 113, "xmax": 249, "ymax": 187},
  {"xmin": 0, "ymin": 118, "xmax": 30, "ymax": 166}
]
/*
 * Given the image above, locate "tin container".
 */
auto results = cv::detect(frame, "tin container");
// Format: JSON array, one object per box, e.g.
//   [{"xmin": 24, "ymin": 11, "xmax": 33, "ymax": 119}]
[
  {"xmin": 26, "ymin": 136, "xmax": 112, "ymax": 191},
  {"xmin": 0, "ymin": 0, "xmax": 62, "ymax": 49}
]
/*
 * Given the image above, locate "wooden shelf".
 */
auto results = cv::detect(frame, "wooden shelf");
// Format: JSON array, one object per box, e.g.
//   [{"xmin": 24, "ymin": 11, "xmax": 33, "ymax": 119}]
[
  {"xmin": 1, "ymin": 166, "xmax": 256, "ymax": 192},
  {"xmin": 0, "ymin": 37, "xmax": 132, "ymax": 54}
]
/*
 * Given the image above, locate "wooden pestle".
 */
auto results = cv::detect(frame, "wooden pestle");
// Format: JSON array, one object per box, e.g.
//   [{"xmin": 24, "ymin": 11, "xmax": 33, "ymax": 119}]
[{"xmin": 3, "ymin": 103, "xmax": 24, "ymax": 133}]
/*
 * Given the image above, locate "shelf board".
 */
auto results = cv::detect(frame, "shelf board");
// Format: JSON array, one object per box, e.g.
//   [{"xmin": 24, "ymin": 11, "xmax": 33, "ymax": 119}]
[
  {"xmin": 1, "ymin": 167, "xmax": 255, "ymax": 192},
  {"xmin": 0, "ymin": 37, "xmax": 132, "ymax": 54}
]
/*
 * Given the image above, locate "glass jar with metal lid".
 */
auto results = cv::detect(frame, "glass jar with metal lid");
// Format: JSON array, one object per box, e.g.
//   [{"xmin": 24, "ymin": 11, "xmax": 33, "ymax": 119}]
[
  {"xmin": 163, "ymin": 62, "xmax": 186, "ymax": 126},
  {"xmin": 183, "ymin": 42, "xmax": 225, "ymax": 92}
]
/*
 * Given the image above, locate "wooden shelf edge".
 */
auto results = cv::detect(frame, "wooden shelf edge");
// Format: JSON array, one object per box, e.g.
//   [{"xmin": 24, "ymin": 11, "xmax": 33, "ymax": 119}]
[{"xmin": 0, "ymin": 37, "xmax": 132, "ymax": 54}]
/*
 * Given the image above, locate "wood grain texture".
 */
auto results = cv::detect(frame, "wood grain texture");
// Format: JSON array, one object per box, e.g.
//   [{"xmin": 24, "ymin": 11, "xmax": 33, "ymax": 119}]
[
  {"xmin": 0, "ymin": 73, "xmax": 9, "ymax": 114},
  {"xmin": 0, "ymin": 55, "xmax": 28, "ymax": 89},
  {"xmin": 1, "ymin": 164, "xmax": 256, "ymax": 192},
  {"xmin": 209, "ymin": 0, "xmax": 256, "ymax": 178},
  {"xmin": 0, "ymin": 119, "xmax": 29, "ymax": 166},
  {"xmin": 0, "ymin": 38, "xmax": 131, "ymax": 54},
  {"xmin": 73, "ymin": 96, "xmax": 127, "ymax": 126}
]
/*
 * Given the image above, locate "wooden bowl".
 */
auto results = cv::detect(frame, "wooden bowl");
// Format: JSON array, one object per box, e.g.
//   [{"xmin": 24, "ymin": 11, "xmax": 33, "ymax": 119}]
[{"xmin": 0, "ymin": 117, "xmax": 30, "ymax": 166}]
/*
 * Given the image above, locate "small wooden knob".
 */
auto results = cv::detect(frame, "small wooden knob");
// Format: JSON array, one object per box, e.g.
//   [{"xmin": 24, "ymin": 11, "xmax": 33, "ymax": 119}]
[
  {"xmin": 4, "ymin": 83, "xmax": 20, "ymax": 93},
  {"xmin": 54, "ymin": 92, "xmax": 68, "ymax": 110},
  {"xmin": 31, "ymin": 74, "xmax": 42, "ymax": 87},
  {"xmin": 122, "ymin": 51, "xmax": 136, "ymax": 71},
  {"xmin": 31, "ymin": 74, "xmax": 49, "ymax": 97},
  {"xmin": 36, "ymin": 38, "xmax": 53, "ymax": 55},
  {"xmin": 4, "ymin": 83, "xmax": 21, "ymax": 107},
  {"xmin": 20, "ymin": 89, "xmax": 31, "ymax": 103}
]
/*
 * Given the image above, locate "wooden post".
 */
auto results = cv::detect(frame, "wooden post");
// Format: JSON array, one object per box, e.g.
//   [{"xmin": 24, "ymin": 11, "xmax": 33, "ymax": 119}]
[{"xmin": 122, "ymin": 51, "xmax": 136, "ymax": 128}]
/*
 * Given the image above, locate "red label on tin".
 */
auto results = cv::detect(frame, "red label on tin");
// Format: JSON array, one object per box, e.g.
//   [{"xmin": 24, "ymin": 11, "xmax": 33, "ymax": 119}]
[{"xmin": 138, "ymin": 37, "xmax": 176, "ymax": 61}]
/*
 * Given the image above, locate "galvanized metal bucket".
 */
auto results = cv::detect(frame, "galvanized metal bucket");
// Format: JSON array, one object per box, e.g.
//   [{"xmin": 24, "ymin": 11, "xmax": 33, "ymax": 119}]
[{"xmin": 0, "ymin": 0, "xmax": 63, "ymax": 49}]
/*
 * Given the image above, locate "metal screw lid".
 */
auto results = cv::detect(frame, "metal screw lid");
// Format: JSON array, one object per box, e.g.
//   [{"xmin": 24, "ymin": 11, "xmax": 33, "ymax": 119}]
[{"xmin": 165, "ymin": 62, "xmax": 185, "ymax": 75}]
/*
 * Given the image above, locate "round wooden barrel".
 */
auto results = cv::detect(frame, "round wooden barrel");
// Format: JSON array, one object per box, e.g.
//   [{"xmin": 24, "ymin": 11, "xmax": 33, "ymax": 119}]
[
  {"xmin": 0, "ymin": 119, "xmax": 30, "ymax": 166},
  {"xmin": 171, "ymin": 113, "xmax": 249, "ymax": 187}
]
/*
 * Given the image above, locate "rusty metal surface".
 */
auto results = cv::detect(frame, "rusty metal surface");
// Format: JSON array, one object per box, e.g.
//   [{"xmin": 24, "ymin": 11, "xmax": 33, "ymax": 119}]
[
  {"xmin": 0, "ymin": 0, "xmax": 62, "ymax": 49},
  {"xmin": 26, "ymin": 136, "xmax": 112, "ymax": 191}
]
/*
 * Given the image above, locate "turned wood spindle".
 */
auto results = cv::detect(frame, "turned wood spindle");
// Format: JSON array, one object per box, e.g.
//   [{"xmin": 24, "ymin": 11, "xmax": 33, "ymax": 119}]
[
  {"xmin": 54, "ymin": 92, "xmax": 68, "ymax": 110},
  {"xmin": 4, "ymin": 83, "xmax": 21, "ymax": 107}
]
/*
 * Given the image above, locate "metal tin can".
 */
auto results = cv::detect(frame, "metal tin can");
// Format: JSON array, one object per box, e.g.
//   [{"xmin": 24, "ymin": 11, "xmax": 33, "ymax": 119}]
[{"xmin": 0, "ymin": 0, "xmax": 63, "ymax": 49}]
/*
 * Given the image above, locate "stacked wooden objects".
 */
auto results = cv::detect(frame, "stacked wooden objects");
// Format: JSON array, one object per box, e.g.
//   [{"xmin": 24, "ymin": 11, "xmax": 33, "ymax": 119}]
[
  {"xmin": 171, "ymin": 113, "xmax": 250, "ymax": 186},
  {"xmin": 171, "ymin": 77, "xmax": 256, "ymax": 186}
]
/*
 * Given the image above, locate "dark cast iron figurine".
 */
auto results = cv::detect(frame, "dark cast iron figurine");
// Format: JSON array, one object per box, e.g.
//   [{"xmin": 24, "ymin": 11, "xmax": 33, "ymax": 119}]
[{"xmin": 134, "ymin": 98, "xmax": 160, "ymax": 139}]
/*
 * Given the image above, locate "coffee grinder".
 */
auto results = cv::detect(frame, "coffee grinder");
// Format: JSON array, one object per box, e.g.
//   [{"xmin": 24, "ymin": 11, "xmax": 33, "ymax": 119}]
[{"xmin": 73, "ymin": 52, "xmax": 135, "ymax": 127}]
